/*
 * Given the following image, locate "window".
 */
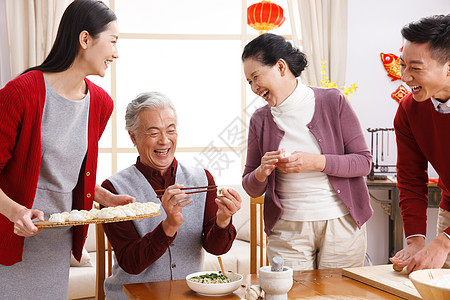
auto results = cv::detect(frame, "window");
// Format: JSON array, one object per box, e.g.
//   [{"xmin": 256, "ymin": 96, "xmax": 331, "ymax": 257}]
[{"xmin": 92, "ymin": 0, "xmax": 292, "ymax": 185}]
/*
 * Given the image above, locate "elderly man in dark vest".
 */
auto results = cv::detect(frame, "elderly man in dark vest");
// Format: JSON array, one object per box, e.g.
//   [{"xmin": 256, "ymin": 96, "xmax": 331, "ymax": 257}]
[{"xmin": 101, "ymin": 92, "xmax": 242, "ymax": 299}]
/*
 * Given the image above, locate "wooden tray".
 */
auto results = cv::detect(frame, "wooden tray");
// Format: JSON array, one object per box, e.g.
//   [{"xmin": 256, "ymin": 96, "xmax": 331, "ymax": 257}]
[
  {"xmin": 342, "ymin": 264, "xmax": 421, "ymax": 299},
  {"xmin": 33, "ymin": 210, "xmax": 161, "ymax": 228}
]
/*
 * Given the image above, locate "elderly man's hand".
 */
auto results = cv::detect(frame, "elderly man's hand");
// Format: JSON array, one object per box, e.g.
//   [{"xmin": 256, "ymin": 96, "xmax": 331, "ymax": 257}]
[
  {"xmin": 161, "ymin": 184, "xmax": 192, "ymax": 237},
  {"xmin": 215, "ymin": 188, "xmax": 242, "ymax": 228}
]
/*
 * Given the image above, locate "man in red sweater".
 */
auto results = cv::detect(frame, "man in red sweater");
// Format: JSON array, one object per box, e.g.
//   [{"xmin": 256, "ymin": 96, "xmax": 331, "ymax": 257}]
[{"xmin": 390, "ymin": 14, "xmax": 450, "ymax": 273}]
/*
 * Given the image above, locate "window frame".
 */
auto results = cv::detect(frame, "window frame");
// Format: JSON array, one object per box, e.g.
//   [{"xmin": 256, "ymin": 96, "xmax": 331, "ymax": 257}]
[{"xmin": 99, "ymin": 0, "xmax": 293, "ymax": 183}]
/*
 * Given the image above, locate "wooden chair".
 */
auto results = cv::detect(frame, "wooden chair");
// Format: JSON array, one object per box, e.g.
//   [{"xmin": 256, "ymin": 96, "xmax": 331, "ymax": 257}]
[
  {"xmin": 95, "ymin": 218, "xmax": 113, "ymax": 300},
  {"xmin": 250, "ymin": 195, "xmax": 269, "ymax": 274}
]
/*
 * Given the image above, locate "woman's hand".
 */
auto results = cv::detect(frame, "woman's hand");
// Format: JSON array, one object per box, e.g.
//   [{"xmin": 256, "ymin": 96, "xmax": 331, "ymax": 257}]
[
  {"xmin": 11, "ymin": 207, "xmax": 44, "ymax": 237},
  {"xmin": 255, "ymin": 149, "xmax": 283, "ymax": 182},
  {"xmin": 276, "ymin": 151, "xmax": 326, "ymax": 173},
  {"xmin": 0, "ymin": 189, "xmax": 44, "ymax": 237},
  {"xmin": 94, "ymin": 184, "xmax": 135, "ymax": 207},
  {"xmin": 161, "ymin": 184, "xmax": 192, "ymax": 237},
  {"xmin": 215, "ymin": 188, "xmax": 242, "ymax": 228}
]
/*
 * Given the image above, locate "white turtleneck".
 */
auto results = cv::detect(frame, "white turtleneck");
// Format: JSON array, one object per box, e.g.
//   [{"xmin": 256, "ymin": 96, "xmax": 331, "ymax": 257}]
[{"xmin": 271, "ymin": 81, "xmax": 348, "ymax": 221}]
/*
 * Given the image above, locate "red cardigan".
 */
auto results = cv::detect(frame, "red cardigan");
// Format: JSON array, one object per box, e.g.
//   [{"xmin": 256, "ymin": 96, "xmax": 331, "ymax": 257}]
[
  {"xmin": 0, "ymin": 70, "xmax": 113, "ymax": 265},
  {"xmin": 394, "ymin": 93, "xmax": 450, "ymax": 237}
]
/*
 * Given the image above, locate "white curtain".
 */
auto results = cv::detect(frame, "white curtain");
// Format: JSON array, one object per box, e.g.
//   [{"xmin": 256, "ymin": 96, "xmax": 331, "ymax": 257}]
[
  {"xmin": 287, "ymin": 0, "xmax": 348, "ymax": 87},
  {"xmin": 0, "ymin": 0, "xmax": 11, "ymax": 87},
  {"xmin": 4, "ymin": 0, "xmax": 68, "ymax": 79}
]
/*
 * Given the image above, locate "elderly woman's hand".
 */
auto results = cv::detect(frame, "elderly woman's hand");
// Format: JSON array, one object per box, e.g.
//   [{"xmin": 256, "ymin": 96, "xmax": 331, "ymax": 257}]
[
  {"xmin": 255, "ymin": 149, "xmax": 283, "ymax": 182},
  {"xmin": 161, "ymin": 184, "xmax": 192, "ymax": 237},
  {"xmin": 276, "ymin": 151, "xmax": 326, "ymax": 173},
  {"xmin": 215, "ymin": 188, "xmax": 242, "ymax": 228}
]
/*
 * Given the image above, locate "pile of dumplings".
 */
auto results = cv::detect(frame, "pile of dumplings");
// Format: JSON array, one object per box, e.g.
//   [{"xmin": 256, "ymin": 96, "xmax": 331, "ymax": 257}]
[{"xmin": 49, "ymin": 202, "xmax": 160, "ymax": 223}]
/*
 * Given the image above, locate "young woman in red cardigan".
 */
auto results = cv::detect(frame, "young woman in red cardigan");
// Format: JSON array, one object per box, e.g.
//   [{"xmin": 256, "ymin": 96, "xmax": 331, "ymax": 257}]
[{"xmin": 0, "ymin": 1, "xmax": 133, "ymax": 298}]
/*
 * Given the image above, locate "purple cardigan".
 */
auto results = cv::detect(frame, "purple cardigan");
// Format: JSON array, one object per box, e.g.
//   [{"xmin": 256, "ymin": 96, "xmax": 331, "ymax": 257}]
[{"xmin": 242, "ymin": 87, "xmax": 373, "ymax": 235}]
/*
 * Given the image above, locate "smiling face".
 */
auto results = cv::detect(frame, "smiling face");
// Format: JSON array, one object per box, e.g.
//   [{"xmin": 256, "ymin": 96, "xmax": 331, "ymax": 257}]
[
  {"xmin": 400, "ymin": 41, "xmax": 450, "ymax": 102},
  {"xmin": 243, "ymin": 57, "xmax": 296, "ymax": 107},
  {"xmin": 129, "ymin": 107, "xmax": 178, "ymax": 175},
  {"xmin": 81, "ymin": 21, "xmax": 119, "ymax": 77}
]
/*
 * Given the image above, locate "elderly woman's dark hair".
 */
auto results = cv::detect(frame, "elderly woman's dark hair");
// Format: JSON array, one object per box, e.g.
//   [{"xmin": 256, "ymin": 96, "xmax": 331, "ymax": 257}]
[
  {"xmin": 23, "ymin": 0, "xmax": 117, "ymax": 74},
  {"xmin": 242, "ymin": 33, "xmax": 308, "ymax": 77},
  {"xmin": 401, "ymin": 14, "xmax": 450, "ymax": 65}
]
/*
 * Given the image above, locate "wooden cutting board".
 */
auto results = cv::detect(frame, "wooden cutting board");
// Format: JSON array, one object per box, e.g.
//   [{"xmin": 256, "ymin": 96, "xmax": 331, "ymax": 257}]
[{"xmin": 342, "ymin": 265, "xmax": 421, "ymax": 299}]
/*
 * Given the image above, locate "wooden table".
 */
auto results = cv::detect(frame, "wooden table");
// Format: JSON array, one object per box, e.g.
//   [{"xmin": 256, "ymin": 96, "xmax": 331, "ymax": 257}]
[
  {"xmin": 366, "ymin": 179, "xmax": 441, "ymax": 257},
  {"xmin": 123, "ymin": 268, "xmax": 403, "ymax": 299}
]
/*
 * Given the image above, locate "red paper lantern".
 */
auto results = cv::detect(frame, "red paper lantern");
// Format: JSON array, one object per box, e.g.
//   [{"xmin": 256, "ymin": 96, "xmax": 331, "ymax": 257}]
[{"xmin": 247, "ymin": 0, "xmax": 285, "ymax": 34}]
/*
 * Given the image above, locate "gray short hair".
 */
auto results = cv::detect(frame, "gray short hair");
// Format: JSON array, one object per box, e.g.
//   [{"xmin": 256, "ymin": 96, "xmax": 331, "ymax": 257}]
[{"xmin": 125, "ymin": 92, "xmax": 178, "ymax": 133}]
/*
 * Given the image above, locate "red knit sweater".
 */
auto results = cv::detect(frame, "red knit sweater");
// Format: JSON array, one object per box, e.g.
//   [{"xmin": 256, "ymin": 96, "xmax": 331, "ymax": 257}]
[
  {"xmin": 0, "ymin": 71, "xmax": 113, "ymax": 265},
  {"xmin": 394, "ymin": 93, "xmax": 450, "ymax": 238}
]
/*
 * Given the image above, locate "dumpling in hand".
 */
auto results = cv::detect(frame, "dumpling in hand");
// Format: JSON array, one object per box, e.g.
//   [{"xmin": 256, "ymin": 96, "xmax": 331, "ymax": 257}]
[
  {"xmin": 281, "ymin": 151, "xmax": 291, "ymax": 158},
  {"xmin": 217, "ymin": 186, "xmax": 229, "ymax": 197}
]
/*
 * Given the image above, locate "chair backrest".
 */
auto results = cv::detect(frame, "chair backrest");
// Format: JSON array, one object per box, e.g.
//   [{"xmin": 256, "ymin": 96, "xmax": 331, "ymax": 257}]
[
  {"xmin": 95, "ymin": 215, "xmax": 113, "ymax": 300},
  {"xmin": 250, "ymin": 195, "xmax": 268, "ymax": 274}
]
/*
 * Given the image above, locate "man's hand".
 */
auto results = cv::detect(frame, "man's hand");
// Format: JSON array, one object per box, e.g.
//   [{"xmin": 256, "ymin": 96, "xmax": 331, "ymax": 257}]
[
  {"xmin": 215, "ymin": 188, "xmax": 242, "ymax": 228},
  {"xmin": 405, "ymin": 233, "xmax": 450, "ymax": 273},
  {"xmin": 161, "ymin": 184, "xmax": 192, "ymax": 237},
  {"xmin": 390, "ymin": 234, "xmax": 450, "ymax": 273},
  {"xmin": 390, "ymin": 236, "xmax": 425, "ymax": 271}
]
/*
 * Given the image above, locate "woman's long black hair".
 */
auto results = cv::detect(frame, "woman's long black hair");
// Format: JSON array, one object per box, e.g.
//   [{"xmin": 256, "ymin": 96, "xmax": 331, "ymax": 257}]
[{"xmin": 23, "ymin": 0, "xmax": 117, "ymax": 74}]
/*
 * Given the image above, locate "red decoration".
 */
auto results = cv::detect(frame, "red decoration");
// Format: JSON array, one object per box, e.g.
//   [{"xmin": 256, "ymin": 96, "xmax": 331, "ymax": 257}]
[
  {"xmin": 380, "ymin": 42, "xmax": 410, "ymax": 103},
  {"xmin": 247, "ymin": 1, "xmax": 285, "ymax": 34},
  {"xmin": 391, "ymin": 84, "xmax": 409, "ymax": 103},
  {"xmin": 380, "ymin": 53, "xmax": 401, "ymax": 81}
]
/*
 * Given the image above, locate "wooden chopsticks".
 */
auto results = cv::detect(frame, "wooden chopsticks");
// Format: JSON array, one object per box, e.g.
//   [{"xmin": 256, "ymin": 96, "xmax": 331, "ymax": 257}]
[
  {"xmin": 155, "ymin": 185, "xmax": 217, "ymax": 198},
  {"xmin": 217, "ymin": 256, "xmax": 229, "ymax": 279}
]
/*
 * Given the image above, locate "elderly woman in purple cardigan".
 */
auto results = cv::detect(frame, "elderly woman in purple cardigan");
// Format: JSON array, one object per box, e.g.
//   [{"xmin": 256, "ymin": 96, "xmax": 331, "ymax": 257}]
[{"xmin": 242, "ymin": 33, "xmax": 373, "ymax": 270}]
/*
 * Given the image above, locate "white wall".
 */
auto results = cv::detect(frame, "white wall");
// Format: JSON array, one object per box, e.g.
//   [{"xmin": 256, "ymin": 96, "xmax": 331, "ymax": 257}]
[{"xmin": 346, "ymin": 0, "xmax": 449, "ymax": 265}]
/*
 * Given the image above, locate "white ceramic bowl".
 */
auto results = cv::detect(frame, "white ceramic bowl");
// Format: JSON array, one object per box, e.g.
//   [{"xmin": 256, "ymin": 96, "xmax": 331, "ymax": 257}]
[
  {"xmin": 186, "ymin": 270, "xmax": 243, "ymax": 296},
  {"xmin": 409, "ymin": 269, "xmax": 450, "ymax": 300}
]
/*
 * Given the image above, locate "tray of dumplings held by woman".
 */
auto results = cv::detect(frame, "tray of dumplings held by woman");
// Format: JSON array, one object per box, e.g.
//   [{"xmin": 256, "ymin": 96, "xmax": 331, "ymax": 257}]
[{"xmin": 33, "ymin": 202, "xmax": 161, "ymax": 228}]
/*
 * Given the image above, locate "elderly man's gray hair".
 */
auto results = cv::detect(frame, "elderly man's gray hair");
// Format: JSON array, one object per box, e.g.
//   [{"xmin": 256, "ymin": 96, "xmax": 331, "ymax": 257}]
[{"xmin": 125, "ymin": 92, "xmax": 178, "ymax": 133}]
